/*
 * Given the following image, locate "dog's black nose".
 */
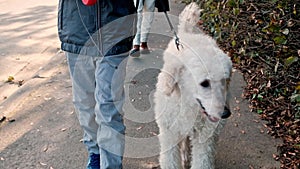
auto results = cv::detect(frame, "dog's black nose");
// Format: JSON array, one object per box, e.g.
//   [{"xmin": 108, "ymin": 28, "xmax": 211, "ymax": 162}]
[{"xmin": 221, "ymin": 106, "xmax": 231, "ymax": 119}]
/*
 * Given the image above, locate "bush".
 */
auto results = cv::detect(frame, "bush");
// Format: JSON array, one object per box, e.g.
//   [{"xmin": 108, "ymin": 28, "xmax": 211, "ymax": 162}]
[{"xmin": 182, "ymin": 0, "xmax": 300, "ymax": 168}]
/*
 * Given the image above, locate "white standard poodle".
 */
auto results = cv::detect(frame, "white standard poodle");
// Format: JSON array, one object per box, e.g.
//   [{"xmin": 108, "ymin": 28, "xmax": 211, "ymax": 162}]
[{"xmin": 154, "ymin": 2, "xmax": 233, "ymax": 169}]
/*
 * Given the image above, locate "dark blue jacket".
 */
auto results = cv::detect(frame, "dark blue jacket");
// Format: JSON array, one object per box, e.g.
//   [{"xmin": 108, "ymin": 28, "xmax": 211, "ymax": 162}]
[
  {"xmin": 155, "ymin": 0, "xmax": 170, "ymax": 12},
  {"xmin": 58, "ymin": 0, "xmax": 136, "ymax": 56}
]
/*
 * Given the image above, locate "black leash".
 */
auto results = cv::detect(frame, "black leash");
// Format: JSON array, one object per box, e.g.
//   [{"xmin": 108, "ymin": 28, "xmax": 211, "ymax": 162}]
[
  {"xmin": 163, "ymin": 11, "xmax": 182, "ymax": 50},
  {"xmin": 137, "ymin": 0, "xmax": 182, "ymax": 50},
  {"xmin": 156, "ymin": 0, "xmax": 182, "ymax": 50}
]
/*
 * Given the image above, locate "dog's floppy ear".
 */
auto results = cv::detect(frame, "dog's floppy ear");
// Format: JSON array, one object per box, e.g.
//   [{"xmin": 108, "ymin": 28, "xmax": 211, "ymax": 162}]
[{"xmin": 156, "ymin": 65, "xmax": 185, "ymax": 96}]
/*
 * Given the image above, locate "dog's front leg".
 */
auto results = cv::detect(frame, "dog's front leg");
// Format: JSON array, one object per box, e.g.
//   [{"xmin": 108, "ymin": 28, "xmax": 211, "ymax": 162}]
[
  {"xmin": 159, "ymin": 145, "xmax": 182, "ymax": 169},
  {"xmin": 190, "ymin": 135, "xmax": 217, "ymax": 169},
  {"xmin": 159, "ymin": 132, "xmax": 183, "ymax": 169}
]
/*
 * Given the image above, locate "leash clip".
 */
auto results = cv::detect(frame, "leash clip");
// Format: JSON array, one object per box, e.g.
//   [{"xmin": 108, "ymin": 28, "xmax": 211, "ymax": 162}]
[{"xmin": 175, "ymin": 37, "xmax": 183, "ymax": 51}]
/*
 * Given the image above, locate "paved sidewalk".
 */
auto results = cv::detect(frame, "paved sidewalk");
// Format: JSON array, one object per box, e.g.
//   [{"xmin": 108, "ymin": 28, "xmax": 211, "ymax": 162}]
[{"xmin": 0, "ymin": 1, "xmax": 280, "ymax": 169}]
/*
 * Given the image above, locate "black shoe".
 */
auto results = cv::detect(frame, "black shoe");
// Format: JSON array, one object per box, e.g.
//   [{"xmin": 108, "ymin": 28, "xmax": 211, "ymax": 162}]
[
  {"xmin": 140, "ymin": 47, "xmax": 150, "ymax": 54},
  {"xmin": 140, "ymin": 42, "xmax": 150, "ymax": 54},
  {"xmin": 129, "ymin": 48, "xmax": 140, "ymax": 57}
]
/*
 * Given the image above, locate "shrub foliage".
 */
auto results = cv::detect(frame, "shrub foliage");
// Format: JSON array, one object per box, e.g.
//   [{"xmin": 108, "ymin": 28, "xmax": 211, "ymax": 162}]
[{"xmin": 184, "ymin": 0, "xmax": 300, "ymax": 168}]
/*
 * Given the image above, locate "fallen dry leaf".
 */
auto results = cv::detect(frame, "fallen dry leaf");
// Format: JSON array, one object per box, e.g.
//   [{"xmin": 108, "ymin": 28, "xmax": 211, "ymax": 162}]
[
  {"xmin": 136, "ymin": 126, "xmax": 143, "ymax": 131},
  {"xmin": 61, "ymin": 128, "xmax": 67, "ymax": 132},
  {"xmin": 149, "ymin": 131, "xmax": 158, "ymax": 136},
  {"xmin": 39, "ymin": 162, "xmax": 47, "ymax": 166},
  {"xmin": 7, "ymin": 76, "xmax": 14, "ymax": 82},
  {"xmin": 0, "ymin": 116, "xmax": 6, "ymax": 123},
  {"xmin": 42, "ymin": 145, "xmax": 48, "ymax": 152}
]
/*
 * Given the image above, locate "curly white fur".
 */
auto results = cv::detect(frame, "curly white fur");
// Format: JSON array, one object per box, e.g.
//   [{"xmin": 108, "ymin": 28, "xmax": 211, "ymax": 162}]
[{"xmin": 154, "ymin": 3, "xmax": 232, "ymax": 169}]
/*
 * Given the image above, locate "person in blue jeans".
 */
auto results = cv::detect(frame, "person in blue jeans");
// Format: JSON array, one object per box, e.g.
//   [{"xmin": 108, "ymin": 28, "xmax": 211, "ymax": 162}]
[
  {"xmin": 129, "ymin": 0, "xmax": 170, "ymax": 57},
  {"xmin": 129, "ymin": 0, "xmax": 155, "ymax": 57},
  {"xmin": 57, "ymin": 0, "xmax": 136, "ymax": 168}
]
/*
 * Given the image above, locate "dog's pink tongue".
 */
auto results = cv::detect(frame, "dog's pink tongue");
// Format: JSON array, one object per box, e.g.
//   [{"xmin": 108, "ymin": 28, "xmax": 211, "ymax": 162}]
[
  {"xmin": 208, "ymin": 116, "xmax": 220, "ymax": 123},
  {"xmin": 201, "ymin": 110, "xmax": 220, "ymax": 123}
]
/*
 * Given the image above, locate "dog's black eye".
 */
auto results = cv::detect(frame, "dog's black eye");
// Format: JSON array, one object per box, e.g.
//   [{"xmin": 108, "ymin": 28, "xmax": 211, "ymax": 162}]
[{"xmin": 200, "ymin": 80, "xmax": 210, "ymax": 88}]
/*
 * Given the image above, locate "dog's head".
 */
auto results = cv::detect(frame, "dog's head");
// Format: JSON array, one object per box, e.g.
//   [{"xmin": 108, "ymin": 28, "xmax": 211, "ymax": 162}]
[
  {"xmin": 158, "ymin": 38, "xmax": 232, "ymax": 123},
  {"xmin": 194, "ymin": 73, "xmax": 232, "ymax": 123}
]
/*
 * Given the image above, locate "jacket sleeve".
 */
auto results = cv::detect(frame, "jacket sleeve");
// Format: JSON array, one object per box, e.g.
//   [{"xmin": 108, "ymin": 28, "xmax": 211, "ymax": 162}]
[{"xmin": 58, "ymin": 0, "xmax": 97, "ymax": 50}]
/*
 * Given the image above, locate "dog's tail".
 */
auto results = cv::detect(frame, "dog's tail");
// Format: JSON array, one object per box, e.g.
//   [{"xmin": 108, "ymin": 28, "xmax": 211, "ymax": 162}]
[{"xmin": 178, "ymin": 2, "xmax": 202, "ymax": 33}]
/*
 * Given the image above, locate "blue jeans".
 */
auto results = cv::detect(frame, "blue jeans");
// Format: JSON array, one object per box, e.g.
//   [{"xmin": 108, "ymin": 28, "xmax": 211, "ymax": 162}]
[
  {"xmin": 133, "ymin": 0, "xmax": 155, "ymax": 45},
  {"xmin": 66, "ymin": 52, "xmax": 128, "ymax": 169}
]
